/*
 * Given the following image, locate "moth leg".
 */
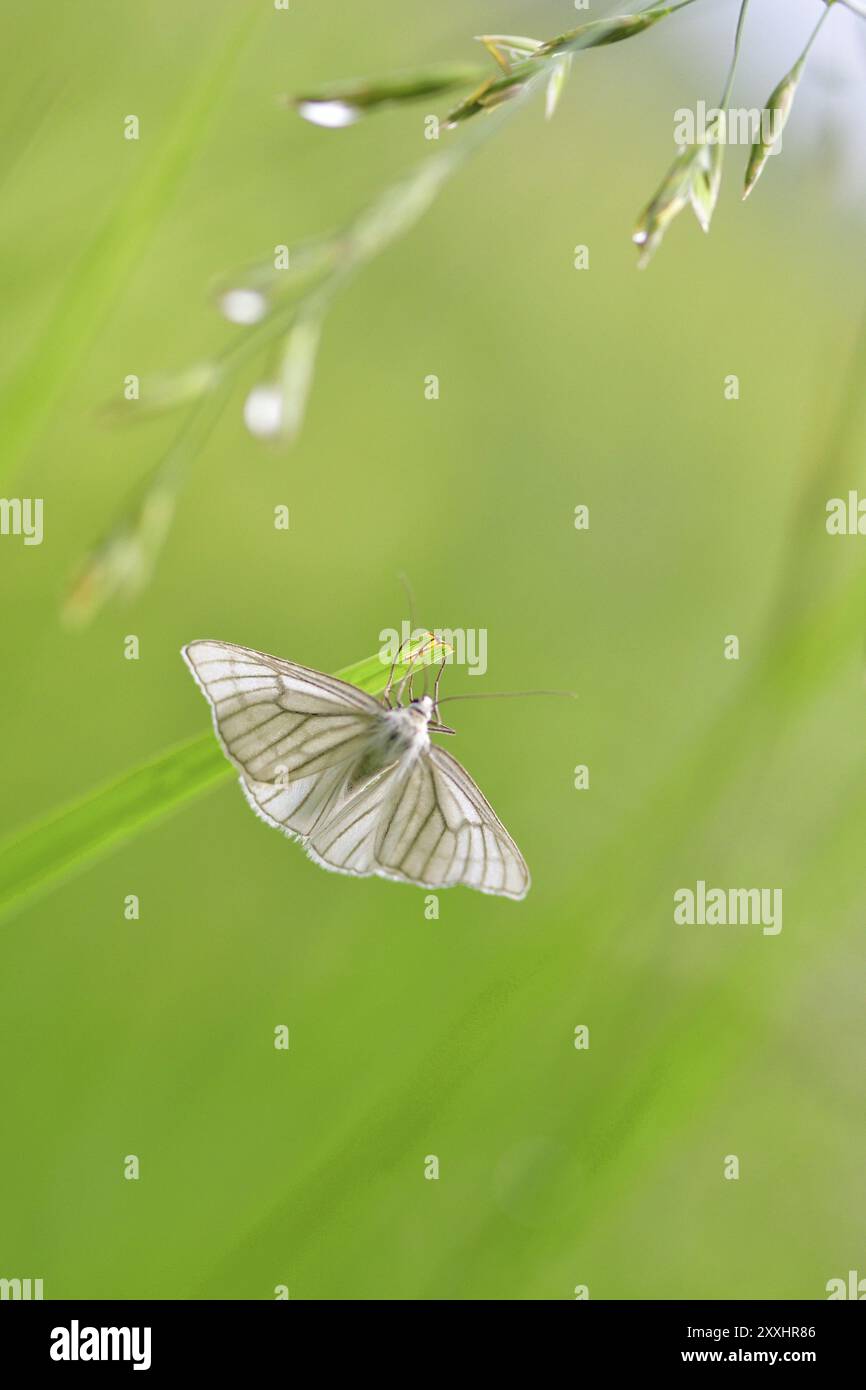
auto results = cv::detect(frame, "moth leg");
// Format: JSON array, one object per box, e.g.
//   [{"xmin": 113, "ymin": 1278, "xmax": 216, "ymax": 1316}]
[
  {"xmin": 383, "ymin": 634, "xmax": 414, "ymax": 706},
  {"xmin": 432, "ymin": 656, "xmax": 448, "ymax": 722},
  {"xmin": 395, "ymin": 646, "xmax": 422, "ymax": 706}
]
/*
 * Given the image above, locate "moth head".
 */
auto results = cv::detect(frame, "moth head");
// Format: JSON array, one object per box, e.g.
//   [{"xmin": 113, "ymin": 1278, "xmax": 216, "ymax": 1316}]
[{"xmin": 410, "ymin": 694, "xmax": 455, "ymax": 735}]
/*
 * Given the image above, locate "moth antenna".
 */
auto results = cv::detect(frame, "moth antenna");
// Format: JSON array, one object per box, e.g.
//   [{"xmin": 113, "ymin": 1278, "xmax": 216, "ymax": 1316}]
[
  {"xmin": 397, "ymin": 571, "xmax": 418, "ymax": 634},
  {"xmin": 436, "ymin": 689, "xmax": 577, "ymax": 706}
]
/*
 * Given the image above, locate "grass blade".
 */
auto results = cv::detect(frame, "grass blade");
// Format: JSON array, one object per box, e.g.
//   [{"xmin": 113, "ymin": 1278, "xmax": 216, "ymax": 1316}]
[{"xmin": 0, "ymin": 640, "xmax": 450, "ymax": 923}]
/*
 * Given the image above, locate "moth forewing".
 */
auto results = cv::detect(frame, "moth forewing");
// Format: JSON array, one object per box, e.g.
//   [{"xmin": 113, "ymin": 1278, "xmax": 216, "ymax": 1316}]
[
  {"xmin": 182, "ymin": 638, "xmax": 380, "ymax": 780},
  {"xmin": 182, "ymin": 639, "xmax": 384, "ymax": 838}
]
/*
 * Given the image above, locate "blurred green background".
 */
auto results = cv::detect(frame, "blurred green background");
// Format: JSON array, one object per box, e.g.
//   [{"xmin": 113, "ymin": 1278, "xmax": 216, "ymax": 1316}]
[{"xmin": 1, "ymin": 0, "xmax": 865, "ymax": 1300}]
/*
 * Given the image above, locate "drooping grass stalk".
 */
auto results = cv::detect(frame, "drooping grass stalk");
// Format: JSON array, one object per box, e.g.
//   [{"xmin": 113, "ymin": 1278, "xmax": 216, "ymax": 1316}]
[
  {"xmin": 720, "ymin": 0, "xmax": 752, "ymax": 109},
  {"xmin": 537, "ymin": 0, "xmax": 698, "ymax": 57},
  {"xmin": 67, "ymin": 1, "xmax": 700, "ymax": 624},
  {"xmin": 743, "ymin": 1, "xmax": 837, "ymax": 200},
  {"xmin": 293, "ymin": 63, "xmax": 487, "ymax": 125},
  {"xmin": 64, "ymin": 88, "xmax": 537, "ymax": 626},
  {"xmin": 634, "ymin": 0, "xmax": 751, "ymax": 263},
  {"xmin": 0, "ymin": 639, "xmax": 451, "ymax": 924}
]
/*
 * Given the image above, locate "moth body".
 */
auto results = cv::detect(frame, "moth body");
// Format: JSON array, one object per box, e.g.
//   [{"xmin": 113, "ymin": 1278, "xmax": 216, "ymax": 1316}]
[{"xmin": 378, "ymin": 696, "xmax": 433, "ymax": 761}]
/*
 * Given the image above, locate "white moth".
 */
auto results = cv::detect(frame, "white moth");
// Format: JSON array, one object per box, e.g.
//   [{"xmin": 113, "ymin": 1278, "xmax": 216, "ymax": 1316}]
[{"xmin": 181, "ymin": 640, "xmax": 530, "ymax": 899}]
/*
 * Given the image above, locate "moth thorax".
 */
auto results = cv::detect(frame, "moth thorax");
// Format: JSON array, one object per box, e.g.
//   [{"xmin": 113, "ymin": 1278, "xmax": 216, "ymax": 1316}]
[{"xmin": 383, "ymin": 702, "xmax": 430, "ymax": 756}]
